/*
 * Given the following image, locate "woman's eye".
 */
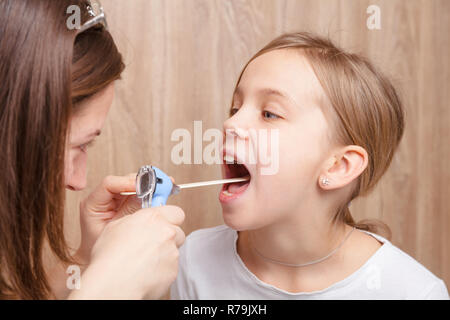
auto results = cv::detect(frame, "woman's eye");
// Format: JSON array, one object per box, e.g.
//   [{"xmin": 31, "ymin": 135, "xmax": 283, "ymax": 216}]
[
  {"xmin": 79, "ymin": 144, "xmax": 88, "ymax": 152},
  {"xmin": 79, "ymin": 141, "xmax": 94, "ymax": 153},
  {"xmin": 262, "ymin": 111, "xmax": 280, "ymax": 119}
]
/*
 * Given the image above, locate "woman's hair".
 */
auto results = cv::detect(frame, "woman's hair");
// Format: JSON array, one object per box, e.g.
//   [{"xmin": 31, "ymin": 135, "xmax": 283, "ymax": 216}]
[
  {"xmin": 232, "ymin": 32, "xmax": 404, "ymax": 238},
  {"xmin": 0, "ymin": 0, "xmax": 125, "ymax": 299}
]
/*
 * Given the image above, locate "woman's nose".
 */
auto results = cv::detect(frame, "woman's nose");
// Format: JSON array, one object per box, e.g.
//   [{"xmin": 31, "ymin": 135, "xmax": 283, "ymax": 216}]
[
  {"xmin": 65, "ymin": 164, "xmax": 87, "ymax": 191},
  {"xmin": 66, "ymin": 174, "xmax": 87, "ymax": 191}
]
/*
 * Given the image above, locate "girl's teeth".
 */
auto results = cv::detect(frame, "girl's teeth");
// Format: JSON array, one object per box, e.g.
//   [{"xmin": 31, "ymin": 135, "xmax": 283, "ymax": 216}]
[
  {"xmin": 222, "ymin": 190, "xmax": 233, "ymax": 196},
  {"xmin": 224, "ymin": 155, "xmax": 234, "ymax": 163}
]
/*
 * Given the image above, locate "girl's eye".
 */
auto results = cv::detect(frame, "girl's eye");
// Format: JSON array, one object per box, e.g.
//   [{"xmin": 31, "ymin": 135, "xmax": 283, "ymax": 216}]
[
  {"xmin": 262, "ymin": 111, "xmax": 280, "ymax": 120},
  {"xmin": 230, "ymin": 107, "xmax": 239, "ymax": 117}
]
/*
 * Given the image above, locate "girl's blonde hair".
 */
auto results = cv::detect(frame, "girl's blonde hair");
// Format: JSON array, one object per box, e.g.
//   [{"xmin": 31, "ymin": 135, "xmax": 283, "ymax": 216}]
[{"xmin": 233, "ymin": 32, "xmax": 405, "ymax": 238}]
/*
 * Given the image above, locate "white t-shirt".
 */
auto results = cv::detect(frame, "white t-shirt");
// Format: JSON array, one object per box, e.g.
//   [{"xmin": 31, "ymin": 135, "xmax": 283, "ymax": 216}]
[{"xmin": 171, "ymin": 225, "xmax": 449, "ymax": 300}]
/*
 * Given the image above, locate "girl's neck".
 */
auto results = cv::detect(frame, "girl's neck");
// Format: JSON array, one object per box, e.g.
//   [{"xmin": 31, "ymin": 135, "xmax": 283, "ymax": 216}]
[
  {"xmin": 235, "ymin": 212, "xmax": 383, "ymax": 293},
  {"xmin": 237, "ymin": 210, "xmax": 355, "ymax": 277}
]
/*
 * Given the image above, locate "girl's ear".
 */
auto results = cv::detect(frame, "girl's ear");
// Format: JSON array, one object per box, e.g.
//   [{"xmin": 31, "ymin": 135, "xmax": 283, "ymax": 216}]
[{"xmin": 319, "ymin": 145, "xmax": 369, "ymax": 190}]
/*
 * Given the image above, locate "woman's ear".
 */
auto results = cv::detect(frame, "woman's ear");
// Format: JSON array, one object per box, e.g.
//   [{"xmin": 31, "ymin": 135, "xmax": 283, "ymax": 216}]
[{"xmin": 318, "ymin": 145, "xmax": 368, "ymax": 190}]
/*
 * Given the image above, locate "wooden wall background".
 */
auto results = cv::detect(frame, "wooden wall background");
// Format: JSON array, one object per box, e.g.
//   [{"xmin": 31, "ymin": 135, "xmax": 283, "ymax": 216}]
[{"xmin": 65, "ymin": 0, "xmax": 450, "ymax": 292}]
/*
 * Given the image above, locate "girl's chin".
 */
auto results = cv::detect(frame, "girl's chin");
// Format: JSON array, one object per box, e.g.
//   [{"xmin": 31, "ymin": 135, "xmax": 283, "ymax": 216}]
[
  {"xmin": 221, "ymin": 208, "xmax": 267, "ymax": 231},
  {"xmin": 223, "ymin": 219, "xmax": 251, "ymax": 232},
  {"xmin": 222, "ymin": 209, "xmax": 252, "ymax": 231}
]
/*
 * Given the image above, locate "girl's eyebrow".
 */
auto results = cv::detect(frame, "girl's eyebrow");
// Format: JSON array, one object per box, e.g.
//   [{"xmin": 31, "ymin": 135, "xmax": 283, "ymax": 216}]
[
  {"xmin": 234, "ymin": 86, "xmax": 297, "ymax": 104},
  {"xmin": 258, "ymin": 88, "xmax": 299, "ymax": 108},
  {"xmin": 233, "ymin": 86, "xmax": 300, "ymax": 111}
]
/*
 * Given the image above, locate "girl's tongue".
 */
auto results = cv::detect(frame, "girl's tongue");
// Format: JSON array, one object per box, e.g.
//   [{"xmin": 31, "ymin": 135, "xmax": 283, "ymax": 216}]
[
  {"xmin": 228, "ymin": 180, "xmax": 249, "ymax": 193},
  {"xmin": 220, "ymin": 161, "xmax": 251, "ymax": 202}
]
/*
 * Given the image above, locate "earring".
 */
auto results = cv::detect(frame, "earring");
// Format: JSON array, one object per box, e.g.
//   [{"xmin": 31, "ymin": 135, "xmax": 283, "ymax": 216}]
[{"xmin": 321, "ymin": 177, "xmax": 330, "ymax": 186}]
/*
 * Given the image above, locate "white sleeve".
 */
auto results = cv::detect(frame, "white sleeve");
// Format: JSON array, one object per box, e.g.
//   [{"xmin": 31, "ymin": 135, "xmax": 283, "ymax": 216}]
[
  {"xmin": 423, "ymin": 280, "xmax": 450, "ymax": 300},
  {"xmin": 170, "ymin": 238, "xmax": 196, "ymax": 300}
]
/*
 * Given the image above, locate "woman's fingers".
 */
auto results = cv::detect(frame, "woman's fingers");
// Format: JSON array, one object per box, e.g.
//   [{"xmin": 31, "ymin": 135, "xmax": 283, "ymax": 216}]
[
  {"xmin": 78, "ymin": 204, "xmax": 186, "ymax": 299},
  {"xmin": 109, "ymin": 173, "xmax": 137, "ymax": 199},
  {"xmin": 154, "ymin": 205, "xmax": 185, "ymax": 226},
  {"xmin": 118, "ymin": 195, "xmax": 142, "ymax": 217},
  {"xmin": 156, "ymin": 206, "xmax": 185, "ymax": 247},
  {"xmin": 171, "ymin": 225, "xmax": 186, "ymax": 248},
  {"xmin": 90, "ymin": 174, "xmax": 136, "ymax": 204},
  {"xmin": 135, "ymin": 206, "xmax": 185, "ymax": 247}
]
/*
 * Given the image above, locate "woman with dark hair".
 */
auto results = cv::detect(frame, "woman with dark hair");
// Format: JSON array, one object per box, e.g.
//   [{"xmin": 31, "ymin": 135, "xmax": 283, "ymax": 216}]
[{"xmin": 0, "ymin": 0, "xmax": 185, "ymax": 299}]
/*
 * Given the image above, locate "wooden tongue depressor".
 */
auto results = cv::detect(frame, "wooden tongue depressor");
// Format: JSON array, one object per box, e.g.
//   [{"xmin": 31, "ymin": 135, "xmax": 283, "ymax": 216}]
[{"xmin": 120, "ymin": 176, "xmax": 250, "ymax": 196}]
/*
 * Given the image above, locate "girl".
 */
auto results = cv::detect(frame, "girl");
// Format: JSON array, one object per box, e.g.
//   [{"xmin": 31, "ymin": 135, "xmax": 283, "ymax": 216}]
[{"xmin": 171, "ymin": 32, "xmax": 449, "ymax": 299}]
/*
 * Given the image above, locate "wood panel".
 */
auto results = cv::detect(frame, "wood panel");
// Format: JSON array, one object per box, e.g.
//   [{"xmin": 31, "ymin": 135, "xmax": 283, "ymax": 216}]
[{"xmin": 64, "ymin": 0, "xmax": 450, "ymax": 290}]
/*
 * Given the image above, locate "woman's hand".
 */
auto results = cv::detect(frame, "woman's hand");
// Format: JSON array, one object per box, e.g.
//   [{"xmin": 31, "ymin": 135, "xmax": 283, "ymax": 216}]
[
  {"xmin": 77, "ymin": 174, "xmax": 141, "ymax": 263},
  {"xmin": 69, "ymin": 205, "xmax": 186, "ymax": 300}
]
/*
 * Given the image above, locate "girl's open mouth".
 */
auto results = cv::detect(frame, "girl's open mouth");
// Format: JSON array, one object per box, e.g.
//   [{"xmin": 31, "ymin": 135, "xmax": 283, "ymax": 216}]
[{"xmin": 219, "ymin": 157, "xmax": 251, "ymax": 203}]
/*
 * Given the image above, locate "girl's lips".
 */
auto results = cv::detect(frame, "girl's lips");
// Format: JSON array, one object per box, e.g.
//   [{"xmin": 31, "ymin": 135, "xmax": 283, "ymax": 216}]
[
  {"xmin": 219, "ymin": 179, "xmax": 250, "ymax": 203},
  {"xmin": 219, "ymin": 158, "xmax": 252, "ymax": 204}
]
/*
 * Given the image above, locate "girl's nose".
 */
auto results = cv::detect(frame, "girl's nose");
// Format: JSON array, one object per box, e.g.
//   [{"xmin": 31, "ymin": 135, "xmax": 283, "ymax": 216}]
[
  {"xmin": 223, "ymin": 108, "xmax": 252, "ymax": 138},
  {"xmin": 224, "ymin": 126, "xmax": 250, "ymax": 140}
]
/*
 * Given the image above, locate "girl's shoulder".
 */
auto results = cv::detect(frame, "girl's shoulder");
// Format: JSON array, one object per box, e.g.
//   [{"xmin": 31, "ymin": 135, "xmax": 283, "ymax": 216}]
[
  {"xmin": 182, "ymin": 224, "xmax": 236, "ymax": 255},
  {"xmin": 186, "ymin": 225, "xmax": 236, "ymax": 243},
  {"xmin": 357, "ymin": 229, "xmax": 431, "ymax": 277},
  {"xmin": 186, "ymin": 224, "xmax": 233, "ymax": 240},
  {"xmin": 356, "ymin": 229, "xmax": 449, "ymax": 299}
]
